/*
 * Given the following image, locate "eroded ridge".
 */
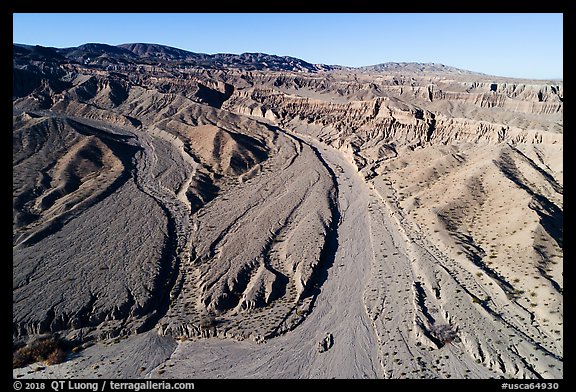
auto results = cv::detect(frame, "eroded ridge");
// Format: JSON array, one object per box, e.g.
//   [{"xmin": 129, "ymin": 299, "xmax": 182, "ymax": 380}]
[
  {"xmin": 13, "ymin": 115, "xmax": 179, "ymax": 342},
  {"xmin": 159, "ymin": 125, "xmax": 338, "ymax": 341},
  {"xmin": 13, "ymin": 43, "xmax": 562, "ymax": 379}
]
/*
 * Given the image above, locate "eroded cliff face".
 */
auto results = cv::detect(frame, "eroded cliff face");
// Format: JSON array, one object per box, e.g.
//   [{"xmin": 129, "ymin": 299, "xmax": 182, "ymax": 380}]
[
  {"xmin": 13, "ymin": 45, "xmax": 562, "ymax": 378},
  {"xmin": 222, "ymin": 73, "xmax": 561, "ymax": 184}
]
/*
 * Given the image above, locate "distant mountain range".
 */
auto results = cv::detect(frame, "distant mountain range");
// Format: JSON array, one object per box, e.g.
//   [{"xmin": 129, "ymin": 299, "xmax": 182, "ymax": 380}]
[
  {"xmin": 358, "ymin": 62, "xmax": 482, "ymax": 75},
  {"xmin": 13, "ymin": 42, "xmax": 482, "ymax": 75}
]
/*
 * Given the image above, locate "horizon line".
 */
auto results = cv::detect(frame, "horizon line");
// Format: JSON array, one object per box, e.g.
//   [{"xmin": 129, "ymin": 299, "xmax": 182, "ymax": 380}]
[{"xmin": 13, "ymin": 41, "xmax": 563, "ymax": 81}]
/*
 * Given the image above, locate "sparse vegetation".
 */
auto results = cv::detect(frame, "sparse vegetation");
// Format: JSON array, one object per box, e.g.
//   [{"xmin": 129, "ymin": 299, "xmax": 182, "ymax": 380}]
[
  {"xmin": 199, "ymin": 313, "xmax": 217, "ymax": 329},
  {"xmin": 430, "ymin": 323, "xmax": 458, "ymax": 346},
  {"xmin": 13, "ymin": 336, "xmax": 68, "ymax": 369}
]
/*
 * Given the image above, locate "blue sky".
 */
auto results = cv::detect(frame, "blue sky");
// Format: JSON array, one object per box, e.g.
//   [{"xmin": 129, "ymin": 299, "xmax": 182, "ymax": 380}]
[{"xmin": 13, "ymin": 13, "xmax": 563, "ymax": 80}]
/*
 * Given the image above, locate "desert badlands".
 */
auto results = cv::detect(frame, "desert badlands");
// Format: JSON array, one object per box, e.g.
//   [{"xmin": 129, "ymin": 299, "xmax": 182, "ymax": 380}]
[{"xmin": 13, "ymin": 43, "xmax": 562, "ymax": 379}]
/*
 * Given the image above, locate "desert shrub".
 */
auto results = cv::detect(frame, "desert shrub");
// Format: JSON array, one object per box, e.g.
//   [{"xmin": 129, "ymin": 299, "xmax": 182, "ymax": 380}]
[
  {"xmin": 199, "ymin": 314, "xmax": 216, "ymax": 329},
  {"xmin": 45, "ymin": 347, "xmax": 66, "ymax": 365},
  {"xmin": 430, "ymin": 323, "xmax": 458, "ymax": 345},
  {"xmin": 13, "ymin": 336, "xmax": 67, "ymax": 368}
]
